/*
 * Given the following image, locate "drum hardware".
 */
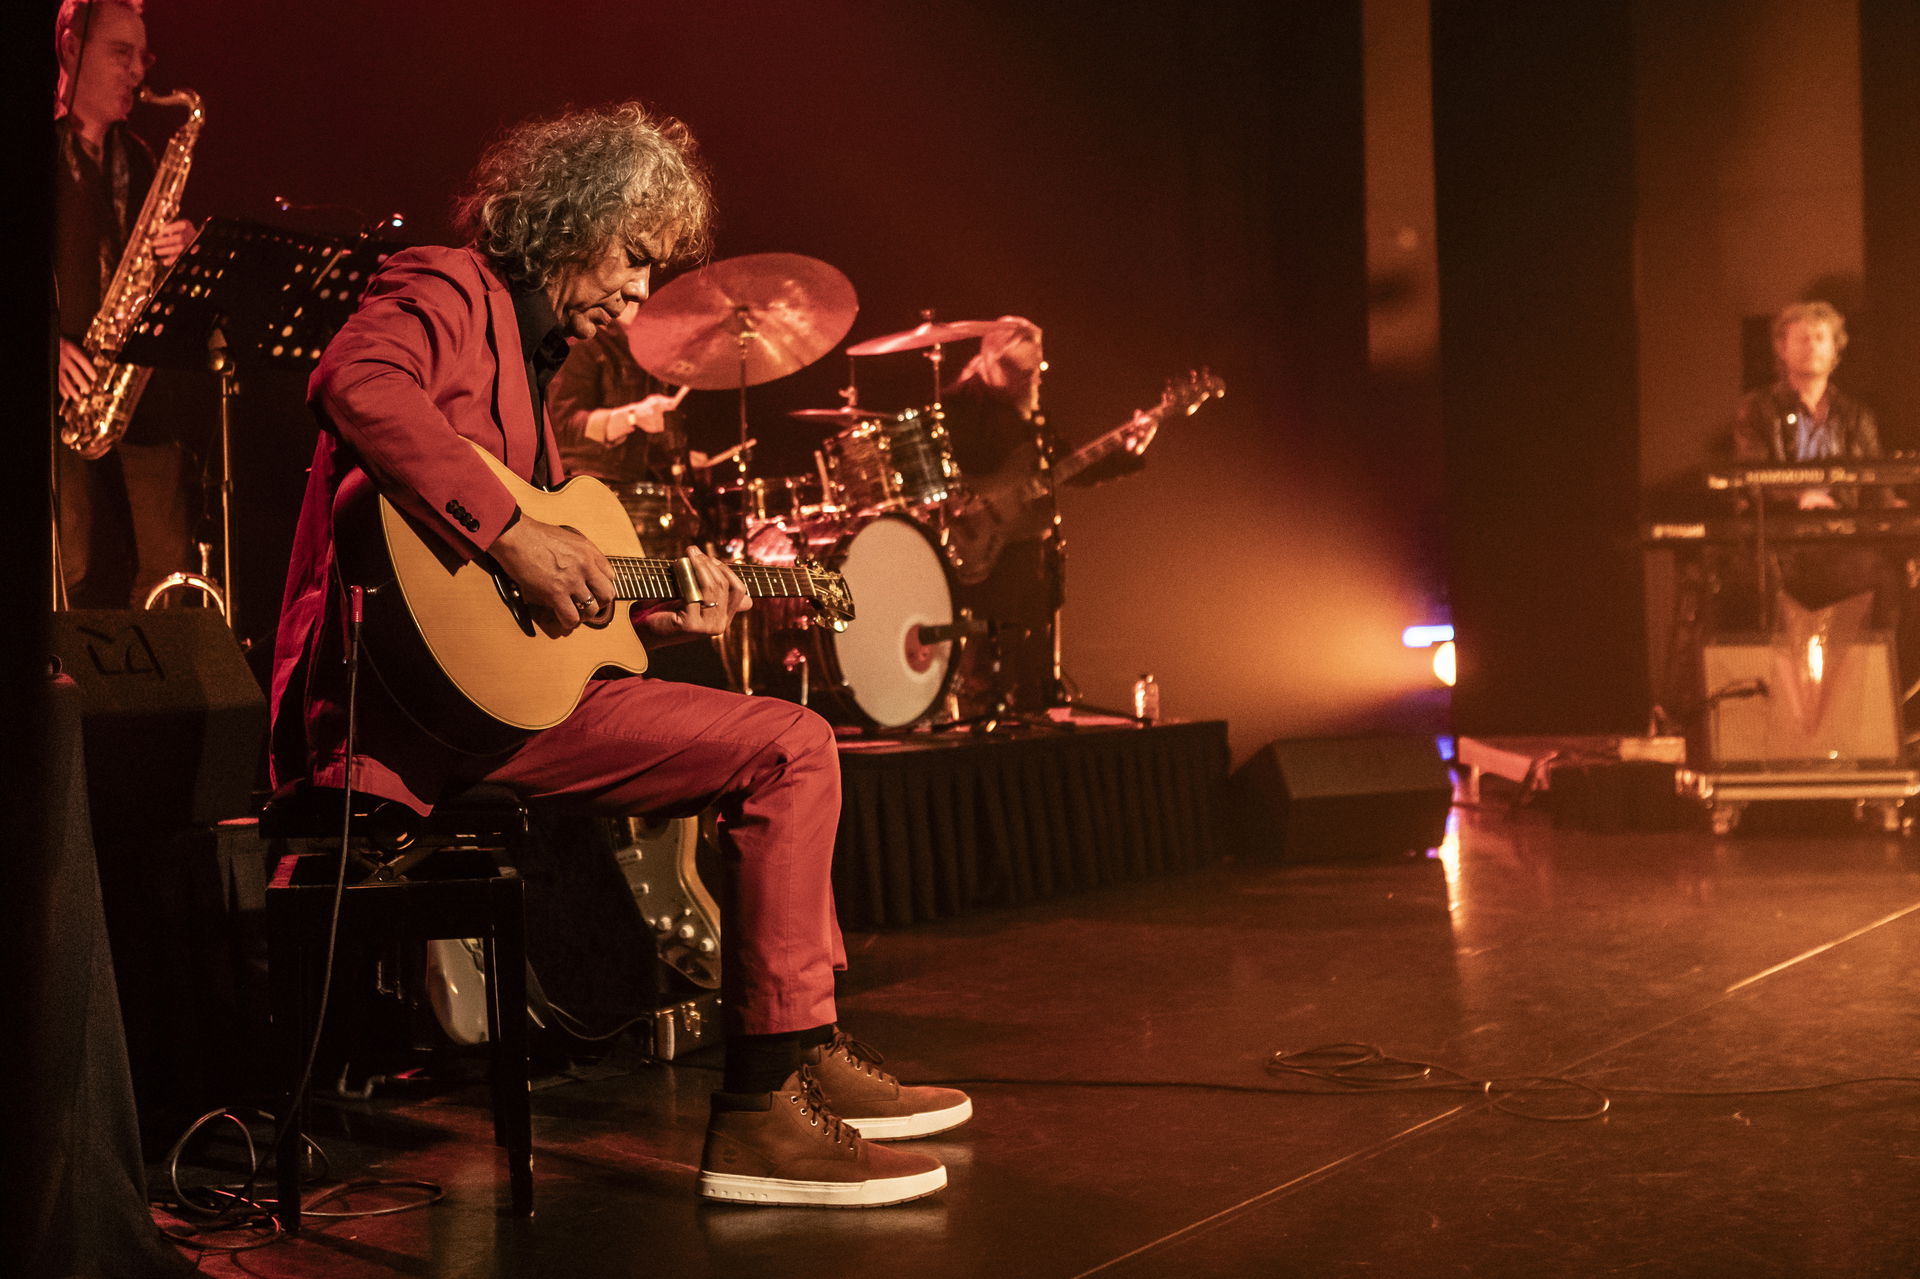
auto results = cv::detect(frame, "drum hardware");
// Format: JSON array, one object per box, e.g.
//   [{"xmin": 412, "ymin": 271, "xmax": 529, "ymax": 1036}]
[
  {"xmin": 783, "ymin": 646, "xmax": 810, "ymax": 706},
  {"xmin": 610, "ymin": 481, "xmax": 702, "ymax": 557},
  {"xmin": 815, "ymin": 407, "xmax": 959, "ymax": 513},
  {"xmin": 932, "ymin": 617, "xmax": 1057, "ymax": 734},
  {"xmin": 624, "ymin": 253, "xmax": 859, "ymax": 575},
  {"xmin": 739, "ymin": 512, "xmax": 958, "ymax": 730},
  {"xmin": 144, "ymin": 540, "xmax": 230, "ymax": 615}
]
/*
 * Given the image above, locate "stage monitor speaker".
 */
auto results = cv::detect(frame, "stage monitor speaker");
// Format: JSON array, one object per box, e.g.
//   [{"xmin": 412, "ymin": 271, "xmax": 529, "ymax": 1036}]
[
  {"xmin": 1701, "ymin": 636, "xmax": 1900, "ymax": 766},
  {"xmin": 1231, "ymin": 734, "xmax": 1453, "ymax": 860},
  {"xmin": 49, "ymin": 610, "xmax": 268, "ymax": 836}
]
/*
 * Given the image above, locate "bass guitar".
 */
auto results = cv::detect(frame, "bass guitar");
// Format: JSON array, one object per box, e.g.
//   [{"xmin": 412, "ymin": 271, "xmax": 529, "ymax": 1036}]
[
  {"xmin": 336, "ymin": 438, "xmax": 855, "ymax": 752},
  {"xmin": 945, "ymin": 369, "xmax": 1224, "ymax": 585}
]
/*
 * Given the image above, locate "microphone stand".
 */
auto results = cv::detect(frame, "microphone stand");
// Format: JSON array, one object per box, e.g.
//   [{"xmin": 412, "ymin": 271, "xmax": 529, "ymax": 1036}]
[{"xmin": 1031, "ymin": 406, "xmax": 1136, "ymax": 722}]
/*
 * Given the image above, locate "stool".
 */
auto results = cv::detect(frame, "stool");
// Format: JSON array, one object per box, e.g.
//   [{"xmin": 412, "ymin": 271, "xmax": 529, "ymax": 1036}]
[{"xmin": 263, "ymin": 782, "xmax": 534, "ymax": 1229}]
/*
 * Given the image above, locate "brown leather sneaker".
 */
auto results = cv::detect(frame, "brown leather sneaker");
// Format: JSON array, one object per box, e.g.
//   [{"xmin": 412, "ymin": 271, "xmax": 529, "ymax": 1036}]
[
  {"xmin": 805, "ymin": 1029, "xmax": 973, "ymax": 1140},
  {"xmin": 698, "ymin": 1066, "xmax": 947, "ymax": 1207}
]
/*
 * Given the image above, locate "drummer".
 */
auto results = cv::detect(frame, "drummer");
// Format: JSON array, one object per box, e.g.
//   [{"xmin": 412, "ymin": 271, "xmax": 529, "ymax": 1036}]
[{"xmin": 547, "ymin": 303, "xmax": 704, "ymax": 484}]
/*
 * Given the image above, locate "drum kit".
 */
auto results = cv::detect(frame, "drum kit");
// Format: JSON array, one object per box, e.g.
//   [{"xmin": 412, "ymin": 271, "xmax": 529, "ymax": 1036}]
[{"xmin": 614, "ymin": 253, "xmax": 1044, "ymax": 732}]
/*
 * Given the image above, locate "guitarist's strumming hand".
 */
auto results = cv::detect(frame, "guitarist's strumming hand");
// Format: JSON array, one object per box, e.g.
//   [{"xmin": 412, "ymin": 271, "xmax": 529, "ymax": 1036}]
[
  {"xmin": 489, "ymin": 513, "xmax": 617, "ymax": 637},
  {"xmin": 640, "ymin": 544, "xmax": 752, "ymax": 640}
]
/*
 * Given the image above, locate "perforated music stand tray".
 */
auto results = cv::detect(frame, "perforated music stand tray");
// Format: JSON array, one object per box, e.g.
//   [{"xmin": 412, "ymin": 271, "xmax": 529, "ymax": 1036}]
[
  {"xmin": 118, "ymin": 217, "xmax": 400, "ymax": 628},
  {"xmin": 122, "ymin": 216, "xmax": 399, "ymax": 372}
]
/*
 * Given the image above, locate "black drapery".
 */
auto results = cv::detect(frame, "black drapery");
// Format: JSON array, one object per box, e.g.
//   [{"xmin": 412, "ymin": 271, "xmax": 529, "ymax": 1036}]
[{"xmin": 832, "ymin": 721, "xmax": 1229, "ymax": 929}]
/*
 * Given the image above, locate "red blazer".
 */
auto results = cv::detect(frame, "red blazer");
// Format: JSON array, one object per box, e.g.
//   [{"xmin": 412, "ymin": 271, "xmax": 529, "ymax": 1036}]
[{"xmin": 268, "ymin": 246, "xmax": 564, "ymax": 810}]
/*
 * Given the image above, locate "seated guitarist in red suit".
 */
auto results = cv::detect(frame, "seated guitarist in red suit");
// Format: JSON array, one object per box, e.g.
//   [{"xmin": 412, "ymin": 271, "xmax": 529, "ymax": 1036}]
[{"xmin": 269, "ymin": 103, "xmax": 965, "ymax": 1208}]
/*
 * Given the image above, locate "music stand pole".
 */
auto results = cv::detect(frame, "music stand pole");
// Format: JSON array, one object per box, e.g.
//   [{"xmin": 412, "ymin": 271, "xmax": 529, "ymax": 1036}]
[
  {"xmin": 209, "ymin": 327, "xmax": 238, "ymax": 628},
  {"xmin": 49, "ymin": 414, "xmax": 68, "ymax": 611}
]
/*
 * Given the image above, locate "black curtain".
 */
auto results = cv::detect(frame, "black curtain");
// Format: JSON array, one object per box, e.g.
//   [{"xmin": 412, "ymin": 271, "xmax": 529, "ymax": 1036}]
[{"xmin": 1433, "ymin": 2, "xmax": 1646, "ymax": 735}]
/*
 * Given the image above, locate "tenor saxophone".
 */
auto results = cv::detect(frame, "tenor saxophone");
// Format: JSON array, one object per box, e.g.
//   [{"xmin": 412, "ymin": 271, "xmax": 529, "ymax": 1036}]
[{"xmin": 60, "ymin": 86, "xmax": 204, "ymax": 460}]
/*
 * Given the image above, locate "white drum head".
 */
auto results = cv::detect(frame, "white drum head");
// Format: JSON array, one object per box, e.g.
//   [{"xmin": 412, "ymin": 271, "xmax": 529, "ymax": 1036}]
[{"xmin": 828, "ymin": 515, "xmax": 954, "ymax": 726}]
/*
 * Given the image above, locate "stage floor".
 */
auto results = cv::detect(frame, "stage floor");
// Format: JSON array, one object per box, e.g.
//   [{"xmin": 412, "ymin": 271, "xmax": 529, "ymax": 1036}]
[{"xmin": 164, "ymin": 794, "xmax": 1920, "ymax": 1277}]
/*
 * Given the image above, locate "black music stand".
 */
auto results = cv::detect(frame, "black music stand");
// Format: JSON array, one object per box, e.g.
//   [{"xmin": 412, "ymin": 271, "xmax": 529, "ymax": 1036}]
[{"xmin": 122, "ymin": 217, "xmax": 400, "ymax": 631}]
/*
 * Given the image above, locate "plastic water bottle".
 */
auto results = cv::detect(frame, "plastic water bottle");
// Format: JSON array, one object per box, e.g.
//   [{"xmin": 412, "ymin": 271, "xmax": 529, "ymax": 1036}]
[{"xmin": 1132, "ymin": 674, "xmax": 1160, "ymax": 723}]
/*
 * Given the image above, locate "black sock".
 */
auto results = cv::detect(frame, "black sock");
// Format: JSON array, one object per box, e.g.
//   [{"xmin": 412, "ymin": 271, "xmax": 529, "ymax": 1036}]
[{"xmin": 722, "ymin": 1023, "xmax": 836, "ymax": 1094}]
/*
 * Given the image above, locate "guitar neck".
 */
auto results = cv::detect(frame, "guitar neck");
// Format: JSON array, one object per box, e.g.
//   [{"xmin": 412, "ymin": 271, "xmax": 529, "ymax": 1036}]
[
  {"xmin": 1011, "ymin": 414, "xmax": 1157, "ymax": 505},
  {"xmin": 607, "ymin": 557, "xmax": 819, "ymax": 604},
  {"xmin": 1056, "ymin": 418, "xmax": 1147, "ymax": 482}
]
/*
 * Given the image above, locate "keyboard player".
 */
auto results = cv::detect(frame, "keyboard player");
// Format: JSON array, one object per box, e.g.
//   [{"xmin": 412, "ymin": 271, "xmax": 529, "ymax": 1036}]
[{"xmin": 1708, "ymin": 300, "xmax": 1905, "ymax": 635}]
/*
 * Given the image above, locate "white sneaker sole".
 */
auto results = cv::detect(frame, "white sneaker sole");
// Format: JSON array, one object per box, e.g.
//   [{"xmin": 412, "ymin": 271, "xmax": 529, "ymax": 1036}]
[
  {"xmin": 841, "ymin": 1096, "xmax": 973, "ymax": 1141},
  {"xmin": 698, "ymin": 1164, "xmax": 947, "ymax": 1208}
]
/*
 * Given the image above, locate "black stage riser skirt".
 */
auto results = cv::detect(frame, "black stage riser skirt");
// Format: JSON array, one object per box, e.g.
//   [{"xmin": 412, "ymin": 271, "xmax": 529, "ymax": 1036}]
[{"xmin": 832, "ymin": 721, "xmax": 1229, "ymax": 929}]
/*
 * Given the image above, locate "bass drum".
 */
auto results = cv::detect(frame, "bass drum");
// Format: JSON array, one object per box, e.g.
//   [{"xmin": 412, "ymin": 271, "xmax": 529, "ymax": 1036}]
[{"xmin": 751, "ymin": 513, "xmax": 957, "ymax": 729}]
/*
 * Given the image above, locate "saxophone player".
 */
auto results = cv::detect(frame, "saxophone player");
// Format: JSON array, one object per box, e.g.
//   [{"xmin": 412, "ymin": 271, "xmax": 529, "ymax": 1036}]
[{"xmin": 53, "ymin": 0, "xmax": 196, "ymax": 608}]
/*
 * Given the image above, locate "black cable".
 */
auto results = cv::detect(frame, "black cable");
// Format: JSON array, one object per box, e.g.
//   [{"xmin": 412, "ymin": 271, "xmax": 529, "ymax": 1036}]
[
  {"xmin": 539, "ymin": 995, "xmax": 666, "ymax": 1045},
  {"xmin": 188, "ymin": 583, "xmax": 366, "ymax": 1235},
  {"xmin": 152, "ymin": 1106, "xmax": 442, "ymax": 1255},
  {"xmin": 300, "ymin": 1180, "xmax": 445, "ymax": 1219}
]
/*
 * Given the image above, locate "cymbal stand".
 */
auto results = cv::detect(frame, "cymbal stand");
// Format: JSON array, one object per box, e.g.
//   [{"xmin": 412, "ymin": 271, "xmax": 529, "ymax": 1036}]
[
  {"xmin": 918, "ymin": 308, "xmax": 947, "ymax": 426},
  {"xmin": 730, "ymin": 306, "xmax": 759, "ymax": 490},
  {"xmin": 1031, "ymin": 412, "xmax": 1134, "ymax": 723},
  {"xmin": 726, "ymin": 309, "xmax": 760, "ymax": 697}
]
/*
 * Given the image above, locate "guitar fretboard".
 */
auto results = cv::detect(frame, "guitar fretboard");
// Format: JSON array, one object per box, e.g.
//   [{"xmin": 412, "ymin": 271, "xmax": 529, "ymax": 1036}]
[{"xmin": 608, "ymin": 557, "xmax": 818, "ymax": 603}]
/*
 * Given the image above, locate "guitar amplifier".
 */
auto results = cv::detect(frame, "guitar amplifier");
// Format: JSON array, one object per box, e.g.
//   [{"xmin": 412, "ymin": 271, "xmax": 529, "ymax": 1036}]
[{"xmin": 1701, "ymin": 636, "xmax": 1902, "ymax": 766}]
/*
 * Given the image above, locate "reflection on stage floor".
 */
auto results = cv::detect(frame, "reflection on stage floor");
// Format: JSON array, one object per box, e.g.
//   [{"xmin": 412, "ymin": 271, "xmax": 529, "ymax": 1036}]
[{"xmin": 167, "ymin": 786, "xmax": 1920, "ymax": 1278}]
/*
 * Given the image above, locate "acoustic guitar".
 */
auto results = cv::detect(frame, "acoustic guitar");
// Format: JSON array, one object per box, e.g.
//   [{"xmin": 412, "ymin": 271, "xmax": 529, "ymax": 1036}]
[{"xmin": 336, "ymin": 438, "xmax": 855, "ymax": 752}]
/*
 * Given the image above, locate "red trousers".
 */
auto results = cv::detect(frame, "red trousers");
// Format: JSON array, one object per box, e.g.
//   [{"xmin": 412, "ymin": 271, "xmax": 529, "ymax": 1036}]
[{"xmin": 480, "ymin": 677, "xmax": 845, "ymax": 1037}]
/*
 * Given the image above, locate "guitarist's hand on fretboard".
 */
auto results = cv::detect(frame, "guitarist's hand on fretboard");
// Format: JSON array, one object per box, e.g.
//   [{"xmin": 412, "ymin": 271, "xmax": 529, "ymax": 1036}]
[
  {"xmin": 638, "ymin": 544, "xmax": 753, "ymax": 641},
  {"xmin": 490, "ymin": 513, "xmax": 617, "ymax": 636}
]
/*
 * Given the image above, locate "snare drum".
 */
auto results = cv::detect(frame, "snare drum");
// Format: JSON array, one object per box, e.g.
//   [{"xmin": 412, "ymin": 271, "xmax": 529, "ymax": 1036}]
[
  {"xmin": 747, "ymin": 512, "xmax": 957, "ymax": 729},
  {"xmin": 818, "ymin": 408, "xmax": 960, "ymax": 513},
  {"xmin": 609, "ymin": 482, "xmax": 700, "ymax": 557},
  {"xmin": 713, "ymin": 474, "xmax": 830, "ymax": 551}
]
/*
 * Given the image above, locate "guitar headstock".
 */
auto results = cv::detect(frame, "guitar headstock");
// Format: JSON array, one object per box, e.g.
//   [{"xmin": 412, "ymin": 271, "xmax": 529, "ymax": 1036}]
[
  {"xmin": 798, "ymin": 560, "xmax": 855, "ymax": 632},
  {"xmin": 1160, "ymin": 368, "xmax": 1226, "ymax": 417},
  {"xmin": 1119, "ymin": 370, "xmax": 1228, "ymax": 455}
]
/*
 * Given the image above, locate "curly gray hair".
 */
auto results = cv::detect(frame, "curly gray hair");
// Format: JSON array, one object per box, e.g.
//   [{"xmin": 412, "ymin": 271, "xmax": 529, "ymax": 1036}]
[{"xmin": 454, "ymin": 102, "xmax": 715, "ymax": 290}]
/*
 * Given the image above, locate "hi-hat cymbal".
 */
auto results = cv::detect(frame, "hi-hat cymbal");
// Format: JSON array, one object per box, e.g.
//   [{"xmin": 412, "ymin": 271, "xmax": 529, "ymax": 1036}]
[
  {"xmin": 845, "ymin": 318, "xmax": 1009, "ymax": 357},
  {"xmin": 789, "ymin": 406, "xmax": 892, "ymax": 425},
  {"xmin": 626, "ymin": 253, "xmax": 858, "ymax": 390}
]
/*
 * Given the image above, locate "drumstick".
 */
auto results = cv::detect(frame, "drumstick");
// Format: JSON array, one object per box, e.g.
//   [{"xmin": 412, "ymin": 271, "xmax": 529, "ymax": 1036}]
[{"xmin": 692, "ymin": 438, "xmax": 758, "ymax": 468}]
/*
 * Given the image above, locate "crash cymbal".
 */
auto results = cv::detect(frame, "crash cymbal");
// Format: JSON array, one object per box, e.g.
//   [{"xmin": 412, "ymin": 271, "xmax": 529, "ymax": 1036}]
[
  {"xmin": 626, "ymin": 253, "xmax": 858, "ymax": 390},
  {"xmin": 789, "ymin": 406, "xmax": 892, "ymax": 425},
  {"xmin": 845, "ymin": 318, "xmax": 1010, "ymax": 357}
]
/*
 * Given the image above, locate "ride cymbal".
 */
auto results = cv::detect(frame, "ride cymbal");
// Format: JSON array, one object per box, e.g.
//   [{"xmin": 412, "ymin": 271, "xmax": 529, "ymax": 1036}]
[{"xmin": 626, "ymin": 253, "xmax": 858, "ymax": 389}]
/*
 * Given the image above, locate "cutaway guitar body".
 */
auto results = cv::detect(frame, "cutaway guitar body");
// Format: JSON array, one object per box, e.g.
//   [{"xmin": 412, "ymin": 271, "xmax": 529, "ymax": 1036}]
[{"xmin": 334, "ymin": 439, "xmax": 852, "ymax": 754}]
